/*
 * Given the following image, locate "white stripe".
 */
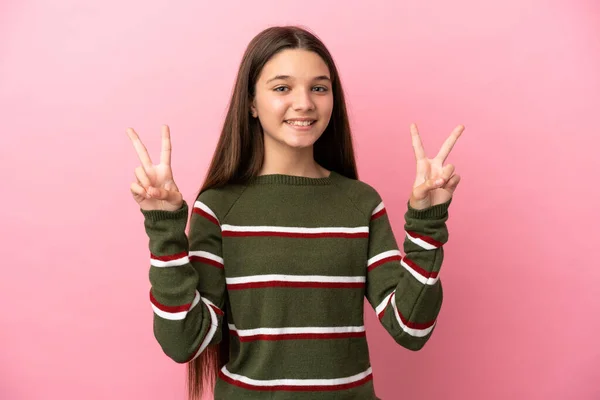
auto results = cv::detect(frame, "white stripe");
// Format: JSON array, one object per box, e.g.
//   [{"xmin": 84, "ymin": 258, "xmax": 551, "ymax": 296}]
[
  {"xmin": 189, "ymin": 250, "xmax": 224, "ymax": 266},
  {"xmin": 226, "ymin": 274, "xmax": 365, "ymax": 285},
  {"xmin": 371, "ymin": 201, "xmax": 385, "ymax": 216},
  {"xmin": 367, "ymin": 249, "xmax": 402, "ymax": 267},
  {"xmin": 194, "ymin": 200, "xmax": 219, "ymax": 224},
  {"xmin": 188, "ymin": 297, "xmax": 219, "ymax": 361},
  {"xmin": 375, "ymin": 290, "xmax": 395, "ymax": 316},
  {"xmin": 220, "ymin": 365, "xmax": 372, "ymax": 387},
  {"xmin": 151, "ymin": 290, "xmax": 201, "ymax": 320},
  {"xmin": 228, "ymin": 324, "xmax": 365, "ymax": 336},
  {"xmin": 405, "ymin": 231, "xmax": 438, "ymax": 250},
  {"xmin": 390, "ymin": 292, "xmax": 435, "ymax": 337},
  {"xmin": 202, "ymin": 297, "xmax": 221, "ymax": 312},
  {"xmin": 400, "ymin": 258, "xmax": 440, "ymax": 285},
  {"xmin": 221, "ymin": 224, "xmax": 368, "ymax": 234},
  {"xmin": 150, "ymin": 255, "xmax": 189, "ymax": 268}
]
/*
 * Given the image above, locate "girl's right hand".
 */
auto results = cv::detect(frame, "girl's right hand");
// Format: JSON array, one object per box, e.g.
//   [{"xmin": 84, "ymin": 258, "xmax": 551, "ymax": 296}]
[{"xmin": 127, "ymin": 125, "xmax": 184, "ymax": 212}]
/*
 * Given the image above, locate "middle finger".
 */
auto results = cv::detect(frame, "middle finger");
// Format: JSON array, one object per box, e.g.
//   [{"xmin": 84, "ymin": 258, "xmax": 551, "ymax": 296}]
[
  {"xmin": 435, "ymin": 125, "xmax": 464, "ymax": 163},
  {"xmin": 441, "ymin": 164, "xmax": 455, "ymax": 181},
  {"xmin": 135, "ymin": 165, "xmax": 152, "ymax": 188}
]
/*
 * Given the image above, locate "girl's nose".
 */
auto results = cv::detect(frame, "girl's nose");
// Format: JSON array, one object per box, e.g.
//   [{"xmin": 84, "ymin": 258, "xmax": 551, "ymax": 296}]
[{"xmin": 292, "ymin": 89, "xmax": 316, "ymax": 111}]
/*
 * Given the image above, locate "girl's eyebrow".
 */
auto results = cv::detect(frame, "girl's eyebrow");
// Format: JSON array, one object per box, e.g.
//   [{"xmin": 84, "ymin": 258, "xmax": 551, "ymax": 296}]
[{"xmin": 266, "ymin": 75, "xmax": 331, "ymax": 84}]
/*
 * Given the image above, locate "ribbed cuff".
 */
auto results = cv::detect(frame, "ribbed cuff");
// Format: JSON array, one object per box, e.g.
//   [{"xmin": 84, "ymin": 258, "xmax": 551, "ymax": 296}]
[
  {"xmin": 140, "ymin": 201, "xmax": 189, "ymax": 222},
  {"xmin": 406, "ymin": 198, "xmax": 452, "ymax": 219}
]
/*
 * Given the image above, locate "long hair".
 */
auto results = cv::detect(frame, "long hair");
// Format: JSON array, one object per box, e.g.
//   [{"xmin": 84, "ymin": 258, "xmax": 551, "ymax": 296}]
[{"xmin": 187, "ymin": 25, "xmax": 359, "ymax": 400}]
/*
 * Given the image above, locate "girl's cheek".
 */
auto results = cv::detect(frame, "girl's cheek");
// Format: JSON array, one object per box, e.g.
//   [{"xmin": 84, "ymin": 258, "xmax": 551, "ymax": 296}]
[{"xmin": 270, "ymin": 97, "xmax": 288, "ymax": 113}]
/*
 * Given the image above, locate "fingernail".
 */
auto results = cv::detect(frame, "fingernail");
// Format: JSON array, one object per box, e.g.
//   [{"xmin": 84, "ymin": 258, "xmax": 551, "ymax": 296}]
[{"xmin": 435, "ymin": 179, "xmax": 444, "ymax": 185}]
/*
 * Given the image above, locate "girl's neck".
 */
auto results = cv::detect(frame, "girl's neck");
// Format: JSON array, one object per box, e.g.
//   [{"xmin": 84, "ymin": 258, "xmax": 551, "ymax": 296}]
[{"xmin": 259, "ymin": 144, "xmax": 329, "ymax": 178}]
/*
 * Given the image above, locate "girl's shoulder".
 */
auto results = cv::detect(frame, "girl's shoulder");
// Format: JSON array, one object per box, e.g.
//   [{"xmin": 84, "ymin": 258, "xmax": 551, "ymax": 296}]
[
  {"xmin": 194, "ymin": 183, "xmax": 247, "ymax": 221},
  {"xmin": 330, "ymin": 171, "xmax": 384, "ymax": 215}
]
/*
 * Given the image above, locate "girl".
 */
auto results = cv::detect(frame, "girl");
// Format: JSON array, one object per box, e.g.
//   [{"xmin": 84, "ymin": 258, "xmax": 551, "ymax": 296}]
[{"xmin": 128, "ymin": 25, "xmax": 463, "ymax": 400}]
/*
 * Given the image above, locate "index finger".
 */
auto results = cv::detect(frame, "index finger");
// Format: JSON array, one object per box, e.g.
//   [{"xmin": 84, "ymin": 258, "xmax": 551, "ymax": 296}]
[
  {"xmin": 160, "ymin": 125, "xmax": 171, "ymax": 166},
  {"xmin": 435, "ymin": 125, "xmax": 464, "ymax": 163},
  {"xmin": 126, "ymin": 128, "xmax": 153, "ymax": 170},
  {"xmin": 410, "ymin": 123, "xmax": 427, "ymax": 160}
]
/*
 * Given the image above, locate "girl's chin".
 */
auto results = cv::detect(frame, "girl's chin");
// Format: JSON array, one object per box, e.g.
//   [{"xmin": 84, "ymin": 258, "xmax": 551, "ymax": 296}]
[
  {"xmin": 283, "ymin": 130, "xmax": 323, "ymax": 146},
  {"xmin": 281, "ymin": 139, "xmax": 317, "ymax": 149}
]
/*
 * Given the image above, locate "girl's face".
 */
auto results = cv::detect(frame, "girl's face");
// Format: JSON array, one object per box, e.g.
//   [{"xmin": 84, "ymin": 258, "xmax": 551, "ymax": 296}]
[{"xmin": 251, "ymin": 49, "xmax": 334, "ymax": 151}]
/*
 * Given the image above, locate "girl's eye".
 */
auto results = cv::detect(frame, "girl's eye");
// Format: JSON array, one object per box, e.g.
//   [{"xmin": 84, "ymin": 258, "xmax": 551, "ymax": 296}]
[{"xmin": 273, "ymin": 86, "xmax": 329, "ymax": 92}]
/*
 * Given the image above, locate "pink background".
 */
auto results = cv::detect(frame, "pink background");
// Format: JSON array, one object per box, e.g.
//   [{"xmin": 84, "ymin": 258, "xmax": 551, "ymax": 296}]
[{"xmin": 1, "ymin": 0, "xmax": 599, "ymax": 399}]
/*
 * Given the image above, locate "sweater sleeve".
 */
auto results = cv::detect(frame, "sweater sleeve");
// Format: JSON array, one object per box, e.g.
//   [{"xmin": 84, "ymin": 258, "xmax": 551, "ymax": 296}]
[
  {"xmin": 140, "ymin": 193, "xmax": 226, "ymax": 363},
  {"xmin": 365, "ymin": 194, "xmax": 451, "ymax": 351}
]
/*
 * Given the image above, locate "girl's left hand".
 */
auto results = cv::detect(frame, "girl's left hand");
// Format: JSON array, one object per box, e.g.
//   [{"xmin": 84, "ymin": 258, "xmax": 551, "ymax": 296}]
[{"xmin": 408, "ymin": 123, "xmax": 464, "ymax": 210}]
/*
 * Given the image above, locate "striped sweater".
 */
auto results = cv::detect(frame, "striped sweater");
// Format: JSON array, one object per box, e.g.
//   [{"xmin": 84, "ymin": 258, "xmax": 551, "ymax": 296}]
[{"xmin": 140, "ymin": 170, "xmax": 451, "ymax": 400}]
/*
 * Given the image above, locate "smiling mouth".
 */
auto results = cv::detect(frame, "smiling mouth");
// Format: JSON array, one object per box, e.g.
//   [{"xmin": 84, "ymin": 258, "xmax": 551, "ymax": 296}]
[{"xmin": 285, "ymin": 120, "xmax": 316, "ymax": 126}]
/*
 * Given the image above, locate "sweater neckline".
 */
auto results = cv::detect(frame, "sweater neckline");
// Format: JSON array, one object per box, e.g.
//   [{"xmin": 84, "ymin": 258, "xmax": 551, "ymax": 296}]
[{"xmin": 249, "ymin": 170, "xmax": 335, "ymax": 186}]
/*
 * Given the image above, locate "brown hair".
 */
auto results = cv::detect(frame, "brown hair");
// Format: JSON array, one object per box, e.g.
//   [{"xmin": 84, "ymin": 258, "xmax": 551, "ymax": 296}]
[{"xmin": 187, "ymin": 25, "xmax": 359, "ymax": 399}]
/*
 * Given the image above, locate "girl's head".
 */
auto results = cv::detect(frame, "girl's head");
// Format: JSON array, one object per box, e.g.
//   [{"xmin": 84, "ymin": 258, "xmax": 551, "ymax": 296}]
[
  {"xmin": 199, "ymin": 25, "xmax": 358, "ymax": 193},
  {"xmin": 250, "ymin": 47, "xmax": 333, "ymax": 155}
]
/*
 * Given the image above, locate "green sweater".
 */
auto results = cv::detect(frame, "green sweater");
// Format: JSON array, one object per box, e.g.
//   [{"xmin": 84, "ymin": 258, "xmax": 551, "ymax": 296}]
[{"xmin": 141, "ymin": 170, "xmax": 451, "ymax": 400}]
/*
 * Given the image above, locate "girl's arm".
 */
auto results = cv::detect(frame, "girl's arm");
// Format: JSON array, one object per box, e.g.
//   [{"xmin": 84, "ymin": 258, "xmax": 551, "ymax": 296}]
[
  {"xmin": 365, "ymin": 195, "xmax": 451, "ymax": 351},
  {"xmin": 141, "ymin": 193, "xmax": 226, "ymax": 363}
]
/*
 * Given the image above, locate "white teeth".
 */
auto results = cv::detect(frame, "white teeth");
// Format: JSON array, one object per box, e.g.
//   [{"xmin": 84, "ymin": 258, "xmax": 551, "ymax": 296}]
[{"xmin": 286, "ymin": 120, "xmax": 314, "ymax": 126}]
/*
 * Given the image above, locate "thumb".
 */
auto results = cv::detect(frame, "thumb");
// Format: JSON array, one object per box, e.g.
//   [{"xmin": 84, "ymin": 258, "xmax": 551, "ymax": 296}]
[
  {"xmin": 148, "ymin": 186, "xmax": 182, "ymax": 204},
  {"xmin": 413, "ymin": 177, "xmax": 445, "ymax": 199}
]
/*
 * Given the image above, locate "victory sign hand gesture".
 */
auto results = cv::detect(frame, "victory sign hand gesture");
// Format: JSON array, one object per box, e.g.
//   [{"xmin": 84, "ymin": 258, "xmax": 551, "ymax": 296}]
[
  {"xmin": 127, "ymin": 125, "xmax": 183, "ymax": 211},
  {"xmin": 409, "ymin": 123, "xmax": 464, "ymax": 210}
]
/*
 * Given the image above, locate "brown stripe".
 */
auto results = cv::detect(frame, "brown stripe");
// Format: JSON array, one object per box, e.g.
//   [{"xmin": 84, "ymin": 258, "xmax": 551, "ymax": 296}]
[
  {"xmin": 149, "ymin": 289, "xmax": 192, "ymax": 313},
  {"xmin": 230, "ymin": 331, "xmax": 366, "ymax": 342},
  {"xmin": 151, "ymin": 251, "xmax": 187, "ymax": 261},
  {"xmin": 192, "ymin": 207, "xmax": 219, "ymax": 225},
  {"xmin": 402, "ymin": 256, "xmax": 439, "ymax": 279},
  {"xmin": 190, "ymin": 255, "xmax": 224, "ymax": 269},
  {"xmin": 218, "ymin": 370, "xmax": 373, "ymax": 392},
  {"xmin": 367, "ymin": 254, "xmax": 402, "ymax": 272},
  {"xmin": 227, "ymin": 281, "xmax": 365, "ymax": 290},
  {"xmin": 222, "ymin": 231, "xmax": 368, "ymax": 239},
  {"xmin": 406, "ymin": 230, "xmax": 443, "ymax": 248},
  {"xmin": 371, "ymin": 207, "xmax": 387, "ymax": 220}
]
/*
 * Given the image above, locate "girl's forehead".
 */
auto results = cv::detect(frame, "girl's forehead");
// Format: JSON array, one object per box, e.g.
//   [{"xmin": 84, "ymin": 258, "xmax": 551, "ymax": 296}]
[{"xmin": 259, "ymin": 49, "xmax": 330, "ymax": 82}]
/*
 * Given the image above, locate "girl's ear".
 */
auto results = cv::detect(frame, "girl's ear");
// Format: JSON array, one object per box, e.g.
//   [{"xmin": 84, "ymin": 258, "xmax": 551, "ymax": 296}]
[{"xmin": 250, "ymin": 99, "xmax": 258, "ymax": 118}]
